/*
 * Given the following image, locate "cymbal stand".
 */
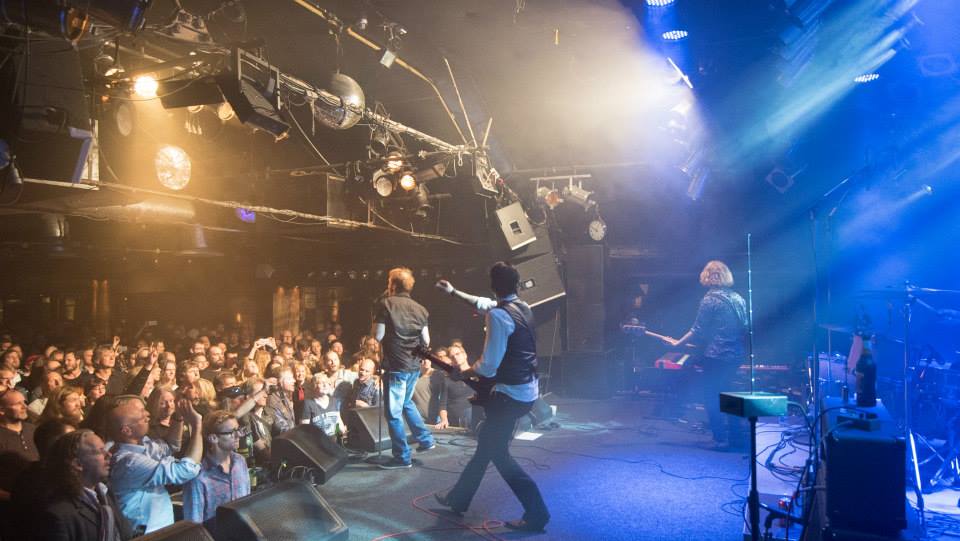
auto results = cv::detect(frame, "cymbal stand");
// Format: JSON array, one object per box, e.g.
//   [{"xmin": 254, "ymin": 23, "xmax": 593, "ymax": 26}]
[{"xmin": 902, "ymin": 288, "xmax": 926, "ymax": 526}]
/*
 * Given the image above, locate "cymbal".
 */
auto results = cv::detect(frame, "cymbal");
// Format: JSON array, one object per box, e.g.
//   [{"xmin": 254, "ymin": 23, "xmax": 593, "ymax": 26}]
[
  {"xmin": 819, "ymin": 323, "xmax": 854, "ymax": 334},
  {"xmin": 857, "ymin": 286, "xmax": 960, "ymax": 299}
]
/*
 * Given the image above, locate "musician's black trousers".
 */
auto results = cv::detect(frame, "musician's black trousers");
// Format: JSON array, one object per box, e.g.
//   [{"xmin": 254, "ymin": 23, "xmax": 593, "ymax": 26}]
[
  {"xmin": 445, "ymin": 392, "xmax": 550, "ymax": 525},
  {"xmin": 702, "ymin": 359, "xmax": 745, "ymax": 443}
]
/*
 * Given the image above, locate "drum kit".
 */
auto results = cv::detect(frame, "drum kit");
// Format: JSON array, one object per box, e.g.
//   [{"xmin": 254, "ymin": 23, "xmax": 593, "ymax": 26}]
[{"xmin": 817, "ymin": 283, "xmax": 960, "ymax": 494}]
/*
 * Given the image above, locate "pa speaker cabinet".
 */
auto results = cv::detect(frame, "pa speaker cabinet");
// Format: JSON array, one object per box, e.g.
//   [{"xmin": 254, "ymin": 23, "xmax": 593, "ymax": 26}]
[
  {"xmin": 560, "ymin": 351, "xmax": 613, "ymax": 399},
  {"xmin": 565, "ymin": 245, "xmax": 605, "ymax": 352},
  {"xmin": 138, "ymin": 521, "xmax": 213, "ymax": 541},
  {"xmin": 272, "ymin": 424, "xmax": 347, "ymax": 484},
  {"xmin": 824, "ymin": 426, "xmax": 906, "ymax": 536},
  {"xmin": 0, "ymin": 39, "xmax": 92, "ymax": 182},
  {"xmin": 343, "ymin": 405, "xmax": 410, "ymax": 452},
  {"xmin": 515, "ymin": 254, "xmax": 565, "ymax": 308},
  {"xmin": 215, "ymin": 480, "xmax": 348, "ymax": 541},
  {"xmin": 496, "ymin": 202, "xmax": 537, "ymax": 251}
]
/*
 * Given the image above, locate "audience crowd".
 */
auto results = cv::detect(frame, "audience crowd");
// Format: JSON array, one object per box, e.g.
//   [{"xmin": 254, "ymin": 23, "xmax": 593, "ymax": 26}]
[{"xmin": 0, "ymin": 322, "xmax": 475, "ymax": 539}]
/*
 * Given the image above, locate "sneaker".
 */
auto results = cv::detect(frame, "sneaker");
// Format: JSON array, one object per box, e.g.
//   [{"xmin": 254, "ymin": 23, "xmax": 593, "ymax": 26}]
[
  {"xmin": 417, "ymin": 442, "xmax": 437, "ymax": 452},
  {"xmin": 434, "ymin": 492, "xmax": 463, "ymax": 516},
  {"xmin": 378, "ymin": 458, "xmax": 412, "ymax": 470}
]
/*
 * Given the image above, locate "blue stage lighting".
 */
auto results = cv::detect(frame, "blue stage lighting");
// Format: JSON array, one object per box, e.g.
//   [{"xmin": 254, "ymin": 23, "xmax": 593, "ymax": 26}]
[
  {"xmin": 853, "ymin": 73, "xmax": 880, "ymax": 83},
  {"xmin": 662, "ymin": 30, "xmax": 689, "ymax": 41},
  {"xmin": 646, "ymin": 0, "xmax": 676, "ymax": 6}
]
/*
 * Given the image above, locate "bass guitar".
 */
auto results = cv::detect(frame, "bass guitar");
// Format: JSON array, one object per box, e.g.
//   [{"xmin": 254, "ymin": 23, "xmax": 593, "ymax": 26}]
[{"xmin": 413, "ymin": 345, "xmax": 496, "ymax": 408}]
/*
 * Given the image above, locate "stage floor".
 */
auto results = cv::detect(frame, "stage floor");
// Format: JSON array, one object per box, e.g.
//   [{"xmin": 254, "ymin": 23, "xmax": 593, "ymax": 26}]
[
  {"xmin": 308, "ymin": 395, "xmax": 953, "ymax": 540},
  {"xmin": 316, "ymin": 396, "xmax": 757, "ymax": 541}
]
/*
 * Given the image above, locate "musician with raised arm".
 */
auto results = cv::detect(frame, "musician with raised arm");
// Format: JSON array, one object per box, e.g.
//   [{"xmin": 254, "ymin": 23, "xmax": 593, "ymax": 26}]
[
  {"xmin": 658, "ymin": 260, "xmax": 748, "ymax": 450},
  {"xmin": 433, "ymin": 262, "xmax": 550, "ymax": 532}
]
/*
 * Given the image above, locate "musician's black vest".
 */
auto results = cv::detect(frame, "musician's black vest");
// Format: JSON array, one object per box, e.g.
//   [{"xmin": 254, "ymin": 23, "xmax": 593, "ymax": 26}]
[{"xmin": 495, "ymin": 298, "xmax": 538, "ymax": 385}]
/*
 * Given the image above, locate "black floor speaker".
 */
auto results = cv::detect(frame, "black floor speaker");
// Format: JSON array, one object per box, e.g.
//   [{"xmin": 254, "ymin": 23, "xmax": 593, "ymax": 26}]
[
  {"xmin": 138, "ymin": 521, "xmax": 213, "ymax": 541},
  {"xmin": 824, "ymin": 426, "xmax": 906, "ymax": 536},
  {"xmin": 559, "ymin": 351, "xmax": 613, "ymax": 398},
  {"xmin": 343, "ymin": 405, "xmax": 410, "ymax": 452},
  {"xmin": 272, "ymin": 424, "xmax": 347, "ymax": 484},
  {"xmin": 215, "ymin": 480, "xmax": 348, "ymax": 541}
]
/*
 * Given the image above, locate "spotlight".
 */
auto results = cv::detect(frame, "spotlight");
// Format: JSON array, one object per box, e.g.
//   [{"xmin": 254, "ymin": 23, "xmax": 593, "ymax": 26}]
[
  {"xmin": 155, "ymin": 145, "xmax": 191, "ymax": 190},
  {"xmin": 236, "ymin": 208, "xmax": 256, "ymax": 223},
  {"xmin": 562, "ymin": 185, "xmax": 596, "ymax": 211},
  {"xmin": 662, "ymin": 30, "xmax": 688, "ymax": 41},
  {"xmin": 216, "ymin": 102, "xmax": 235, "ymax": 121},
  {"xmin": 133, "ymin": 75, "xmax": 159, "ymax": 98},
  {"xmin": 186, "ymin": 104, "xmax": 204, "ymax": 114},
  {"xmin": 399, "ymin": 171, "xmax": 417, "ymax": 191},
  {"xmin": 356, "ymin": 17, "xmax": 368, "ymax": 30},
  {"xmin": 646, "ymin": 0, "xmax": 675, "ymax": 5},
  {"xmin": 922, "ymin": 184, "xmax": 933, "ymax": 195},
  {"xmin": 853, "ymin": 73, "xmax": 880, "ymax": 84},
  {"xmin": 0, "ymin": 140, "xmax": 23, "ymax": 192},
  {"xmin": 414, "ymin": 184, "xmax": 432, "ymax": 218},
  {"xmin": 372, "ymin": 170, "xmax": 394, "ymax": 197},
  {"xmin": 113, "ymin": 101, "xmax": 136, "ymax": 137},
  {"xmin": 385, "ymin": 151, "xmax": 404, "ymax": 173},
  {"xmin": 94, "ymin": 53, "xmax": 122, "ymax": 77},
  {"xmin": 369, "ymin": 128, "xmax": 392, "ymax": 156}
]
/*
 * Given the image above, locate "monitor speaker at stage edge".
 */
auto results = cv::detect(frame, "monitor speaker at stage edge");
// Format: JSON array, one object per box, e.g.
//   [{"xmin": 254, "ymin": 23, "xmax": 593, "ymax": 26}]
[
  {"xmin": 215, "ymin": 480, "xmax": 348, "ymax": 541},
  {"xmin": 137, "ymin": 520, "xmax": 213, "ymax": 540},
  {"xmin": 343, "ymin": 405, "xmax": 410, "ymax": 452},
  {"xmin": 271, "ymin": 424, "xmax": 347, "ymax": 484}
]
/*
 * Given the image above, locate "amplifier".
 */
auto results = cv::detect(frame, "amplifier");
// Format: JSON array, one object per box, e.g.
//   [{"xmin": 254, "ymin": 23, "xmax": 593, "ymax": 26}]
[{"xmin": 719, "ymin": 391, "xmax": 787, "ymax": 418}]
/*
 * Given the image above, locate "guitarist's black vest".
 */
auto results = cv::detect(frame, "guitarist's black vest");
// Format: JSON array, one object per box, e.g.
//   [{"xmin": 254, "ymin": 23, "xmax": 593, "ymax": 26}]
[{"xmin": 495, "ymin": 299, "xmax": 538, "ymax": 385}]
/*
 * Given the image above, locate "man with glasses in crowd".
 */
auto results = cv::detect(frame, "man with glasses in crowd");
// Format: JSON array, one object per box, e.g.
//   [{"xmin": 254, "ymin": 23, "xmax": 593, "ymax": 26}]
[{"xmin": 183, "ymin": 410, "xmax": 250, "ymax": 534}]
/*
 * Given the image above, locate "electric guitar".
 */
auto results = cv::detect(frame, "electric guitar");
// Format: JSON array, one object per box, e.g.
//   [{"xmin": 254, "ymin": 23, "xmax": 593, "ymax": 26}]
[{"xmin": 413, "ymin": 345, "xmax": 496, "ymax": 408}]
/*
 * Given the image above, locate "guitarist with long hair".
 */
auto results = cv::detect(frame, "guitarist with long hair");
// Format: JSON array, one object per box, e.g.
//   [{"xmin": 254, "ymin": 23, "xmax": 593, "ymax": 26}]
[
  {"xmin": 656, "ymin": 260, "xmax": 748, "ymax": 450},
  {"xmin": 432, "ymin": 262, "xmax": 550, "ymax": 533}
]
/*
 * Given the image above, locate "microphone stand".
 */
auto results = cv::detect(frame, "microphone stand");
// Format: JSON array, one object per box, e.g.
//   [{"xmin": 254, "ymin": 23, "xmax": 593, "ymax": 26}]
[{"xmin": 365, "ymin": 365, "xmax": 390, "ymax": 465}]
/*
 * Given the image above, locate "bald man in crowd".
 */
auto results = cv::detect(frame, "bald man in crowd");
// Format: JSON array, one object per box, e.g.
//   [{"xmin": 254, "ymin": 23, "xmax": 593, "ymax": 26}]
[{"xmin": 108, "ymin": 398, "xmax": 203, "ymax": 534}]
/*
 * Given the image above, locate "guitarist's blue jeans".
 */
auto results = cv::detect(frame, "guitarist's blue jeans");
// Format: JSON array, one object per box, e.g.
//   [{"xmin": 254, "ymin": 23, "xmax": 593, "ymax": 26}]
[
  {"xmin": 385, "ymin": 370, "xmax": 435, "ymax": 463},
  {"xmin": 445, "ymin": 392, "xmax": 550, "ymax": 527}
]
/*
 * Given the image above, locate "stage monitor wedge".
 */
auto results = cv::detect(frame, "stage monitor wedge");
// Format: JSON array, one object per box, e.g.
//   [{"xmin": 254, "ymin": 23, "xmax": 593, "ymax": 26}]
[
  {"xmin": 719, "ymin": 392, "xmax": 787, "ymax": 418},
  {"xmin": 215, "ymin": 480, "xmax": 348, "ymax": 541},
  {"xmin": 343, "ymin": 405, "xmax": 409, "ymax": 452},
  {"xmin": 272, "ymin": 424, "xmax": 347, "ymax": 484}
]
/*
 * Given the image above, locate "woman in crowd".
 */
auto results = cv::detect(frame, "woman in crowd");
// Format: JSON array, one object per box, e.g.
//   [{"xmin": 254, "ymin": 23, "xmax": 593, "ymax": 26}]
[
  {"xmin": 238, "ymin": 358, "xmax": 262, "ymax": 382},
  {"xmin": 156, "ymin": 359, "xmax": 178, "ymax": 391},
  {"xmin": 82, "ymin": 377, "xmax": 106, "ymax": 417}
]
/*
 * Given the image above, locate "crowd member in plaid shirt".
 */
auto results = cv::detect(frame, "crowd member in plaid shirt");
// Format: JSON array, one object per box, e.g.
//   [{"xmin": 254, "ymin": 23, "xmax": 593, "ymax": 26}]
[{"xmin": 182, "ymin": 410, "xmax": 250, "ymax": 533}]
